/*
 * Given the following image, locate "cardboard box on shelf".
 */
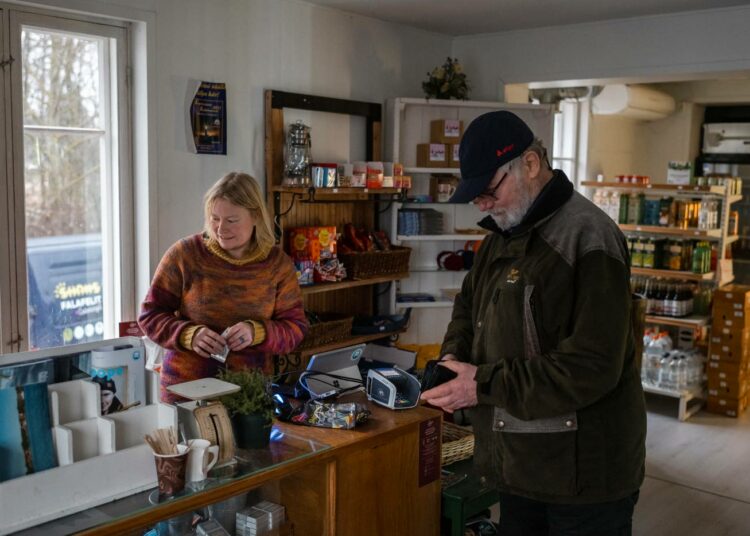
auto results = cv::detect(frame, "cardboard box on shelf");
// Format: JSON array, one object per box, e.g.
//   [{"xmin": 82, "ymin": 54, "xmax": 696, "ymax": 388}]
[
  {"xmin": 447, "ymin": 144, "xmax": 460, "ymax": 167},
  {"xmin": 706, "ymin": 393, "xmax": 748, "ymax": 418},
  {"xmin": 430, "ymin": 119, "xmax": 463, "ymax": 144},
  {"xmin": 416, "ymin": 143, "xmax": 449, "ymax": 168},
  {"xmin": 707, "ymin": 370, "xmax": 749, "ymax": 399},
  {"xmin": 707, "ymin": 356, "xmax": 750, "ymax": 376},
  {"xmin": 708, "ymin": 329, "xmax": 750, "ymax": 362},
  {"xmin": 713, "ymin": 284, "xmax": 750, "ymax": 309},
  {"xmin": 711, "ymin": 313, "xmax": 750, "ymax": 333}
]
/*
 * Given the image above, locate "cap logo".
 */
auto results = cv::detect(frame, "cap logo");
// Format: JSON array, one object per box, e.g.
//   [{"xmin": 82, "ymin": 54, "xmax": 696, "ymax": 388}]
[{"xmin": 496, "ymin": 144, "xmax": 514, "ymax": 158}]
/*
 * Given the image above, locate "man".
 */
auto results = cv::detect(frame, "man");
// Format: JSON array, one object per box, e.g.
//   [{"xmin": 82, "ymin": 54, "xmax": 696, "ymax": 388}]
[{"xmin": 421, "ymin": 111, "xmax": 646, "ymax": 535}]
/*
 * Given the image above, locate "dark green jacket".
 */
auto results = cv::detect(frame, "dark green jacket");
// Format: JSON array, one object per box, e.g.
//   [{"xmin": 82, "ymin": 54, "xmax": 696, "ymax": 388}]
[{"xmin": 441, "ymin": 177, "xmax": 646, "ymax": 504}]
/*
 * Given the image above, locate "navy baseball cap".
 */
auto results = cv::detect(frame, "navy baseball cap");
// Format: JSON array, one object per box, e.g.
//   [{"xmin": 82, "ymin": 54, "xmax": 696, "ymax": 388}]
[{"xmin": 449, "ymin": 111, "xmax": 534, "ymax": 203}]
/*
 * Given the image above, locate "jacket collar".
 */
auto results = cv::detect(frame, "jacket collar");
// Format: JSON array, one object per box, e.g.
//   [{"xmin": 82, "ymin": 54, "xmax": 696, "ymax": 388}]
[
  {"xmin": 478, "ymin": 169, "xmax": 574, "ymax": 238},
  {"xmin": 478, "ymin": 170, "xmax": 574, "ymax": 258}
]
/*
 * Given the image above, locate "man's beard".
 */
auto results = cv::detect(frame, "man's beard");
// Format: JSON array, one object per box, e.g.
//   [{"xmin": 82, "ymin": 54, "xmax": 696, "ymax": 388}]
[{"xmin": 490, "ymin": 179, "xmax": 536, "ymax": 231}]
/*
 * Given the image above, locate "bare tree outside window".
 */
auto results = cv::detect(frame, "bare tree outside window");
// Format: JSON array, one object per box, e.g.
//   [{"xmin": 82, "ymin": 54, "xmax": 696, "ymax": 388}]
[{"xmin": 22, "ymin": 29, "xmax": 103, "ymax": 239}]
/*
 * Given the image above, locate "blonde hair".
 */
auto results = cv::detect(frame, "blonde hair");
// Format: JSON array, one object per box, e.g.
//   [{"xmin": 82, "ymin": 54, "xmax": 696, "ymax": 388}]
[{"xmin": 203, "ymin": 172, "xmax": 275, "ymax": 258}]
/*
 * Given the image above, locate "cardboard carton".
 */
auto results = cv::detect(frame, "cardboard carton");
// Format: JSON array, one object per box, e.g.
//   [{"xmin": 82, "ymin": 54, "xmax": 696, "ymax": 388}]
[
  {"xmin": 429, "ymin": 119, "xmax": 463, "ymax": 144},
  {"xmin": 416, "ymin": 143, "xmax": 448, "ymax": 168}
]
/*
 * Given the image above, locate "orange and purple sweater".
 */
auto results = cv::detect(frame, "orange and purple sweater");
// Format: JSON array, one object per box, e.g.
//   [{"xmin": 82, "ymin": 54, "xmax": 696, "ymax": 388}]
[{"xmin": 138, "ymin": 234, "xmax": 307, "ymax": 403}]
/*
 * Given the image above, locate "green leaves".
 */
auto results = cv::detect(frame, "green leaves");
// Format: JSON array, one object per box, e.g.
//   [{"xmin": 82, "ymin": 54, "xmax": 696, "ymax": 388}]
[
  {"xmin": 217, "ymin": 367, "xmax": 275, "ymax": 422},
  {"xmin": 422, "ymin": 57, "xmax": 470, "ymax": 100}
]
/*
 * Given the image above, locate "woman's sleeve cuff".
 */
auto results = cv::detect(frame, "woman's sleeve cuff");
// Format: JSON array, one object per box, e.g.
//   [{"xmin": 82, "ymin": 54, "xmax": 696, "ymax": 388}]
[{"xmin": 179, "ymin": 324, "xmax": 204, "ymax": 350}]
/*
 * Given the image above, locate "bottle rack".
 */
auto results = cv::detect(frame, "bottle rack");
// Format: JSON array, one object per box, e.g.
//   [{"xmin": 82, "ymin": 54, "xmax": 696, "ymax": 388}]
[{"xmin": 582, "ymin": 181, "xmax": 745, "ymax": 419}]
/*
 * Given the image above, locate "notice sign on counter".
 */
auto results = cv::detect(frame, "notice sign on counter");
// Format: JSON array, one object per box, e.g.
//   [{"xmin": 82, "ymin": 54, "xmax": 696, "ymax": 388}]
[
  {"xmin": 190, "ymin": 81, "xmax": 227, "ymax": 155},
  {"xmin": 418, "ymin": 417, "xmax": 441, "ymax": 487}
]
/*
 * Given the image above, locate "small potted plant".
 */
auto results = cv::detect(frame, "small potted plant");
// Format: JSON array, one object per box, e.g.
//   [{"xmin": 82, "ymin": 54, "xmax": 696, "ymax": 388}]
[
  {"xmin": 422, "ymin": 57, "xmax": 470, "ymax": 100},
  {"xmin": 217, "ymin": 368, "xmax": 275, "ymax": 449}
]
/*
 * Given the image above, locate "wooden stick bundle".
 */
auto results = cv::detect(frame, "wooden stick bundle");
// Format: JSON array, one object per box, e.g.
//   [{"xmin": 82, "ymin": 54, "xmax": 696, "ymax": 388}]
[{"xmin": 144, "ymin": 426, "xmax": 179, "ymax": 454}]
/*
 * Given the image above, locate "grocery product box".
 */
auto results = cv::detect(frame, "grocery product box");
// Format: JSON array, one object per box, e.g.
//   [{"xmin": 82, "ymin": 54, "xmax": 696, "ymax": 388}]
[
  {"xmin": 430, "ymin": 119, "xmax": 463, "ymax": 144},
  {"xmin": 713, "ymin": 284, "xmax": 750, "ymax": 309},
  {"xmin": 416, "ymin": 143, "xmax": 448, "ymax": 168},
  {"xmin": 708, "ymin": 329, "xmax": 750, "ymax": 362},
  {"xmin": 707, "ymin": 356, "xmax": 750, "ymax": 376},
  {"xmin": 706, "ymin": 393, "xmax": 748, "ymax": 418},
  {"xmin": 286, "ymin": 227, "xmax": 337, "ymax": 263},
  {"xmin": 707, "ymin": 370, "xmax": 749, "ymax": 398},
  {"xmin": 711, "ymin": 312, "xmax": 750, "ymax": 332},
  {"xmin": 448, "ymin": 144, "xmax": 460, "ymax": 167}
]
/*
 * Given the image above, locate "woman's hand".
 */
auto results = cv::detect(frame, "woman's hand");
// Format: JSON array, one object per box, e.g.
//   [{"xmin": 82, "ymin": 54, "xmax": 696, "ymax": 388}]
[
  {"xmin": 225, "ymin": 322, "xmax": 255, "ymax": 351},
  {"xmin": 192, "ymin": 327, "xmax": 227, "ymax": 358}
]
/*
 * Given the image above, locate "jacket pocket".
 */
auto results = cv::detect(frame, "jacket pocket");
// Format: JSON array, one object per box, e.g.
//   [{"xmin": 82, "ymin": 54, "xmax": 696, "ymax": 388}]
[
  {"xmin": 494, "ymin": 407, "xmax": 579, "ymax": 496},
  {"xmin": 523, "ymin": 285, "xmax": 541, "ymax": 360}
]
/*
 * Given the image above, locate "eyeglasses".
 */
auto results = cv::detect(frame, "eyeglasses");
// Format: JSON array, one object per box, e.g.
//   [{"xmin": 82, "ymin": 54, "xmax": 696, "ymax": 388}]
[{"xmin": 477, "ymin": 171, "xmax": 508, "ymax": 200}]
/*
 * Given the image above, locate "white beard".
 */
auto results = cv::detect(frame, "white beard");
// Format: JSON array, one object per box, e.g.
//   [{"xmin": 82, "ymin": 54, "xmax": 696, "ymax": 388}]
[{"xmin": 490, "ymin": 178, "xmax": 536, "ymax": 231}]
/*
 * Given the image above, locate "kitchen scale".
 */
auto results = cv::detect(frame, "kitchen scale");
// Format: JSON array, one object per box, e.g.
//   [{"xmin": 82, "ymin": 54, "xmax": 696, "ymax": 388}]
[{"xmin": 168, "ymin": 378, "xmax": 240, "ymax": 467}]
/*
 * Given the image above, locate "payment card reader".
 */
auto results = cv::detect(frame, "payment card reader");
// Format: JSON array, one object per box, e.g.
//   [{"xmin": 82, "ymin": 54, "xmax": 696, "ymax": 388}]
[{"xmin": 366, "ymin": 367, "xmax": 420, "ymax": 410}]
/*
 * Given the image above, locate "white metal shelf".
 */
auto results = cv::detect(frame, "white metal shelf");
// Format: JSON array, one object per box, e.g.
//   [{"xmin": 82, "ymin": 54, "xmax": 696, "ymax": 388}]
[
  {"xmin": 404, "ymin": 167, "xmax": 461, "ymax": 175},
  {"xmin": 644, "ymin": 314, "xmax": 710, "ymax": 328},
  {"xmin": 642, "ymin": 382, "xmax": 705, "ymax": 421}
]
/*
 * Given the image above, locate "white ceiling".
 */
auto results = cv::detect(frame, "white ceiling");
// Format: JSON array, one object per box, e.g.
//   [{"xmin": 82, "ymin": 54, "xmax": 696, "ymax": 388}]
[{"xmin": 304, "ymin": 0, "xmax": 750, "ymax": 36}]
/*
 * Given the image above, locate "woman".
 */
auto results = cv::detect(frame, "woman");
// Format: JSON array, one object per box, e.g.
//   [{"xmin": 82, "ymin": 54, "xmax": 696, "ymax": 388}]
[{"xmin": 139, "ymin": 171, "xmax": 307, "ymax": 403}]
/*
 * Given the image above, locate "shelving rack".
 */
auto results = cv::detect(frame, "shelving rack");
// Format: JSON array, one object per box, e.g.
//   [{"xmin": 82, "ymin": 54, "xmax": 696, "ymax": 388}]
[
  {"xmin": 383, "ymin": 98, "xmax": 555, "ymax": 344},
  {"xmin": 264, "ymin": 90, "xmax": 409, "ymax": 368},
  {"xmin": 582, "ymin": 180, "xmax": 743, "ymax": 419}
]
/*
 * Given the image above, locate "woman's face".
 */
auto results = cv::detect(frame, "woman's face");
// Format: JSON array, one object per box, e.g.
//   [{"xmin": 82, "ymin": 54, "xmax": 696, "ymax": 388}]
[{"xmin": 210, "ymin": 198, "xmax": 256, "ymax": 259}]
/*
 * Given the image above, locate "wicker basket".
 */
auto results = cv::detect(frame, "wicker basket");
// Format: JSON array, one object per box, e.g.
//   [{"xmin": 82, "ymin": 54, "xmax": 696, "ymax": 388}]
[
  {"xmin": 338, "ymin": 246, "xmax": 411, "ymax": 280},
  {"xmin": 441, "ymin": 422, "xmax": 475, "ymax": 466},
  {"xmin": 296, "ymin": 314, "xmax": 353, "ymax": 351}
]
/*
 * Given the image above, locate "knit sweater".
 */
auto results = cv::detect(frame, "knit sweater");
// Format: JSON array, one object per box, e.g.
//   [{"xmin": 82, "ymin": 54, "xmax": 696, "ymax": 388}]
[{"xmin": 138, "ymin": 234, "xmax": 308, "ymax": 403}]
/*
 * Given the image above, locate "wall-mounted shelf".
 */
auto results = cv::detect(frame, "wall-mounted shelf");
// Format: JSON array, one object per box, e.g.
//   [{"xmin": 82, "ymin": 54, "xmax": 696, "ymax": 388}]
[
  {"xmin": 644, "ymin": 314, "xmax": 710, "ymax": 328},
  {"xmin": 580, "ymin": 181, "xmax": 728, "ymax": 195},
  {"xmin": 396, "ymin": 300, "xmax": 454, "ymax": 309},
  {"xmin": 619, "ymin": 224, "xmax": 722, "ymax": 239},
  {"xmin": 300, "ymin": 274, "xmax": 407, "ymax": 296},
  {"xmin": 404, "ymin": 167, "xmax": 460, "ymax": 175},
  {"xmin": 272, "ymin": 186, "xmax": 408, "ymax": 197},
  {"xmin": 397, "ymin": 234, "xmax": 487, "ymax": 241},
  {"xmin": 631, "ymin": 267, "xmax": 714, "ymax": 281}
]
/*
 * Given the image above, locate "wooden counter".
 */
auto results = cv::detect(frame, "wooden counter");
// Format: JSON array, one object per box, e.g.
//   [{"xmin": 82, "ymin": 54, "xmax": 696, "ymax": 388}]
[{"xmin": 66, "ymin": 396, "xmax": 442, "ymax": 536}]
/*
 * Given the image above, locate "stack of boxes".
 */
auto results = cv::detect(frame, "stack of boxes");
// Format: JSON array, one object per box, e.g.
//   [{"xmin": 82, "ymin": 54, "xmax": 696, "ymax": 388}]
[
  {"xmin": 707, "ymin": 284, "xmax": 750, "ymax": 417},
  {"xmin": 416, "ymin": 119, "xmax": 463, "ymax": 169}
]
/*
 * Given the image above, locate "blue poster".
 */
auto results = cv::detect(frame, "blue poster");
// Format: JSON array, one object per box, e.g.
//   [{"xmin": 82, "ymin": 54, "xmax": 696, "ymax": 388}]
[{"xmin": 190, "ymin": 81, "xmax": 227, "ymax": 155}]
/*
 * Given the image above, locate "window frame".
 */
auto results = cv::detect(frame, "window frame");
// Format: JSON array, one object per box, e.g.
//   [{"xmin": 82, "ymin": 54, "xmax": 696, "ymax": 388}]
[{"xmin": 1, "ymin": 5, "xmax": 133, "ymax": 353}]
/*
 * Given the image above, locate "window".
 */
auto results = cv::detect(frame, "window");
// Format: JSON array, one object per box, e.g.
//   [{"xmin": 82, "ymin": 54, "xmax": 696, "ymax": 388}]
[
  {"xmin": 552, "ymin": 98, "xmax": 589, "ymax": 187},
  {"xmin": 0, "ymin": 6, "xmax": 132, "ymax": 353}
]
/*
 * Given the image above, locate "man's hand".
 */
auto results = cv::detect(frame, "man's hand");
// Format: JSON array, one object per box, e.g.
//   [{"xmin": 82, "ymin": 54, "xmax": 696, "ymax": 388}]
[{"xmin": 420, "ymin": 359, "xmax": 478, "ymax": 413}]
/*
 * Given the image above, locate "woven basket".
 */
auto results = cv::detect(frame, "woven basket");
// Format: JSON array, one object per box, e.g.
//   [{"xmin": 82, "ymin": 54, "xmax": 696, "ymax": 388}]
[
  {"xmin": 338, "ymin": 246, "xmax": 411, "ymax": 280},
  {"xmin": 441, "ymin": 422, "xmax": 475, "ymax": 466},
  {"xmin": 296, "ymin": 314, "xmax": 353, "ymax": 351}
]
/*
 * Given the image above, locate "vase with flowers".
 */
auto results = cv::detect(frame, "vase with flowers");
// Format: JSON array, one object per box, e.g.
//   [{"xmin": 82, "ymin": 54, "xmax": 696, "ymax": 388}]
[{"xmin": 422, "ymin": 57, "xmax": 470, "ymax": 100}]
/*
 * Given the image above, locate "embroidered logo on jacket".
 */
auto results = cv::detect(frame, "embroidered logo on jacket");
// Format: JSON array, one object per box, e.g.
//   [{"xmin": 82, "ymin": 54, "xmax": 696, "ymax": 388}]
[{"xmin": 506, "ymin": 268, "xmax": 520, "ymax": 284}]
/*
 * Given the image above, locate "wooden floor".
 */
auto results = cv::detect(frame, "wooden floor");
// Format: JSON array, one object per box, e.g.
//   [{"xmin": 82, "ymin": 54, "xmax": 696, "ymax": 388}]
[
  {"xmin": 634, "ymin": 394, "xmax": 750, "ymax": 535},
  {"xmin": 486, "ymin": 394, "xmax": 750, "ymax": 534}
]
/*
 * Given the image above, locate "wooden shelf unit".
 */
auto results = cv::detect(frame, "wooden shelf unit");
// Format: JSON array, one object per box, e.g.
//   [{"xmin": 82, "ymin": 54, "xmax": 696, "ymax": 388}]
[
  {"xmin": 619, "ymin": 224, "xmax": 722, "ymax": 239},
  {"xmin": 265, "ymin": 90, "xmax": 407, "ymax": 355}
]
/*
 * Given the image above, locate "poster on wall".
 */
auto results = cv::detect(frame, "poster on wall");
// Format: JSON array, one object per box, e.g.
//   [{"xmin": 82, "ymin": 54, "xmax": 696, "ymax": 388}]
[{"xmin": 190, "ymin": 81, "xmax": 227, "ymax": 155}]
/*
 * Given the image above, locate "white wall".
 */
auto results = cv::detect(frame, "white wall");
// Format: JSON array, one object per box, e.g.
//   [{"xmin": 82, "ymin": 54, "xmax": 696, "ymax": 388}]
[
  {"xmin": 152, "ymin": 0, "xmax": 450, "ymax": 262},
  {"xmin": 452, "ymin": 6, "xmax": 750, "ymax": 101}
]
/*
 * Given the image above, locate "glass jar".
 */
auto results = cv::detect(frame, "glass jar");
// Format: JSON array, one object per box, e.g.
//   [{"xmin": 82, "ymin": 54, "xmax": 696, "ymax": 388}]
[{"xmin": 284, "ymin": 120, "xmax": 312, "ymax": 186}]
